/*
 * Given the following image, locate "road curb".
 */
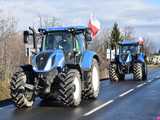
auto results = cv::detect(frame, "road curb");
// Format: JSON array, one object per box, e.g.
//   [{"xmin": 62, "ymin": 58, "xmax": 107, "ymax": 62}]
[{"xmin": 0, "ymin": 99, "xmax": 12, "ymax": 107}]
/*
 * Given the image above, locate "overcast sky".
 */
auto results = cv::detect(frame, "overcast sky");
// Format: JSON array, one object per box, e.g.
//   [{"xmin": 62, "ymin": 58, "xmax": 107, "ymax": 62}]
[{"xmin": 0, "ymin": 0, "xmax": 160, "ymax": 50}]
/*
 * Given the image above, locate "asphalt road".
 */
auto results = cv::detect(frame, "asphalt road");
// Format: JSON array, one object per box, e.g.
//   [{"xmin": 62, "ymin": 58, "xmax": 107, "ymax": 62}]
[{"xmin": 0, "ymin": 67, "xmax": 160, "ymax": 120}]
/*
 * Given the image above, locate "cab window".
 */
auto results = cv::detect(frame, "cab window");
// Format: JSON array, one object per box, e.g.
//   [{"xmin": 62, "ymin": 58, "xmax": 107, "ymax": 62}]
[{"xmin": 75, "ymin": 33, "xmax": 86, "ymax": 53}]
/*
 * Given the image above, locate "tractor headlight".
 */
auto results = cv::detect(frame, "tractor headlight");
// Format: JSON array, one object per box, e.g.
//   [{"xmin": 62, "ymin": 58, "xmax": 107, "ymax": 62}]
[
  {"xmin": 44, "ymin": 57, "xmax": 53, "ymax": 71},
  {"xmin": 44, "ymin": 55, "xmax": 55, "ymax": 71}
]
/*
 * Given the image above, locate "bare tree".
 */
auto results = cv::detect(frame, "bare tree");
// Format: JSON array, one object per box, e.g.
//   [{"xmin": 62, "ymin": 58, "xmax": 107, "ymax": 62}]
[
  {"xmin": 143, "ymin": 37, "xmax": 155, "ymax": 56},
  {"xmin": 123, "ymin": 26, "xmax": 135, "ymax": 40},
  {"xmin": 0, "ymin": 14, "xmax": 26, "ymax": 100},
  {"xmin": 38, "ymin": 15, "xmax": 61, "ymax": 28},
  {"xmin": 89, "ymin": 29, "xmax": 111, "ymax": 79}
]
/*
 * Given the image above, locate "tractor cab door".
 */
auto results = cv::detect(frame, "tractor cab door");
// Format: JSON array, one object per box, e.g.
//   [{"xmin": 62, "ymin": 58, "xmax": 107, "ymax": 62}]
[
  {"xmin": 64, "ymin": 32, "xmax": 86, "ymax": 65},
  {"xmin": 74, "ymin": 33, "xmax": 86, "ymax": 64}
]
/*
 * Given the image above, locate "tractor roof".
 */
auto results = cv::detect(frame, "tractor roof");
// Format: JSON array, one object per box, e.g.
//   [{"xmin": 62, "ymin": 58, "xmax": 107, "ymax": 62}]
[
  {"xmin": 118, "ymin": 40, "xmax": 138, "ymax": 46},
  {"xmin": 38, "ymin": 26, "xmax": 88, "ymax": 33}
]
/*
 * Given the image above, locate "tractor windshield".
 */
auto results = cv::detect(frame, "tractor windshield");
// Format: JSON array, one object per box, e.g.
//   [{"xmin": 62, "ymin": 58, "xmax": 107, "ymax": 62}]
[
  {"xmin": 43, "ymin": 32, "xmax": 73, "ymax": 52},
  {"xmin": 119, "ymin": 45, "xmax": 138, "ymax": 55}
]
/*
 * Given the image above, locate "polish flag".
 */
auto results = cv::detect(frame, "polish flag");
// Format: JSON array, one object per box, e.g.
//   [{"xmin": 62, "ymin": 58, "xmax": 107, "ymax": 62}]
[{"xmin": 88, "ymin": 15, "xmax": 101, "ymax": 38}]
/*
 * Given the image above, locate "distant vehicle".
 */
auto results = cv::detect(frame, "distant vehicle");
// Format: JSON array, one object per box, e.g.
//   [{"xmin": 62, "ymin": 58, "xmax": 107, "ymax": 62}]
[
  {"xmin": 109, "ymin": 40, "xmax": 147, "ymax": 81},
  {"xmin": 10, "ymin": 26, "xmax": 100, "ymax": 108}
]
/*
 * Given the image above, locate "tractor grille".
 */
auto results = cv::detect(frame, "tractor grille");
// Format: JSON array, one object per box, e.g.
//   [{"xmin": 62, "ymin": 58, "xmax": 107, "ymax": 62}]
[
  {"xmin": 120, "ymin": 64, "xmax": 128, "ymax": 71},
  {"xmin": 36, "ymin": 52, "xmax": 52, "ymax": 70},
  {"xmin": 120, "ymin": 54, "xmax": 128, "ymax": 62}
]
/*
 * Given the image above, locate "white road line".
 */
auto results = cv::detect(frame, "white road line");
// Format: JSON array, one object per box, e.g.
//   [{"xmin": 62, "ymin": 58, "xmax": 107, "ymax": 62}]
[
  {"xmin": 119, "ymin": 89, "xmax": 134, "ymax": 97},
  {"xmin": 83, "ymin": 100, "xmax": 114, "ymax": 116},
  {"xmin": 83, "ymin": 77, "xmax": 158, "ymax": 117},
  {"xmin": 136, "ymin": 83, "xmax": 146, "ymax": 88},
  {"xmin": 83, "ymin": 78, "xmax": 154, "ymax": 117}
]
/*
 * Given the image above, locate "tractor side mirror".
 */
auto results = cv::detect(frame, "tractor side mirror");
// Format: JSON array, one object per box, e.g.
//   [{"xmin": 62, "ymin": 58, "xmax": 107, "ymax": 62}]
[
  {"xmin": 85, "ymin": 33, "xmax": 92, "ymax": 41},
  {"xmin": 23, "ymin": 30, "xmax": 29, "ymax": 43}
]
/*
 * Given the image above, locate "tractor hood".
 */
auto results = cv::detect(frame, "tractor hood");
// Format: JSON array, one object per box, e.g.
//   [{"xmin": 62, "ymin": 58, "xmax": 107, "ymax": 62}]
[
  {"xmin": 119, "ymin": 52, "xmax": 132, "ymax": 64},
  {"xmin": 32, "ymin": 49, "xmax": 65, "ymax": 72}
]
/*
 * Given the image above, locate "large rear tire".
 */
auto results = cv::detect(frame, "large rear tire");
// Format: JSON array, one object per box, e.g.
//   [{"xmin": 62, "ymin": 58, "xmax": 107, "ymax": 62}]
[
  {"xmin": 133, "ymin": 63, "xmax": 143, "ymax": 81},
  {"xmin": 58, "ymin": 69, "xmax": 81, "ymax": 106},
  {"xmin": 10, "ymin": 68, "xmax": 34, "ymax": 108},
  {"xmin": 142, "ymin": 63, "xmax": 148, "ymax": 81},
  {"xmin": 82, "ymin": 59, "xmax": 100, "ymax": 100}
]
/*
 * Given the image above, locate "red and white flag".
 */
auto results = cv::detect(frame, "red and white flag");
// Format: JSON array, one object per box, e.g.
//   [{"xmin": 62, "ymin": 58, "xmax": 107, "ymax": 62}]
[{"xmin": 88, "ymin": 14, "xmax": 101, "ymax": 38}]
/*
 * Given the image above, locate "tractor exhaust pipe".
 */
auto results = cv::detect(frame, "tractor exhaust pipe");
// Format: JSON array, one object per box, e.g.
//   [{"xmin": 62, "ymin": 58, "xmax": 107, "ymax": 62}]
[{"xmin": 29, "ymin": 27, "xmax": 37, "ymax": 52}]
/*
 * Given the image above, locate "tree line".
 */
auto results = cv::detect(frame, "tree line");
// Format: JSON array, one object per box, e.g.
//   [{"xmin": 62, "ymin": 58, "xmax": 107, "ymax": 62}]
[{"xmin": 0, "ymin": 16, "xmax": 27, "ymax": 100}]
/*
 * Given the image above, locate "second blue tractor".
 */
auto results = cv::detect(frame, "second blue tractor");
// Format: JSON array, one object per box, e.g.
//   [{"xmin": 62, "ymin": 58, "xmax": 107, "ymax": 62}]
[{"xmin": 109, "ymin": 40, "xmax": 147, "ymax": 81}]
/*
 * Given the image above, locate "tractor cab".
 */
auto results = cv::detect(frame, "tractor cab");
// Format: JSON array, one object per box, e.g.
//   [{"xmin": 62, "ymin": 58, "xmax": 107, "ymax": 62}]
[
  {"xmin": 38, "ymin": 26, "xmax": 92, "ymax": 53},
  {"xmin": 118, "ymin": 40, "xmax": 144, "ymax": 64},
  {"xmin": 118, "ymin": 40, "xmax": 139, "ymax": 55},
  {"xmin": 24, "ymin": 26, "xmax": 92, "ymax": 55},
  {"xmin": 118, "ymin": 40, "xmax": 144, "ymax": 55}
]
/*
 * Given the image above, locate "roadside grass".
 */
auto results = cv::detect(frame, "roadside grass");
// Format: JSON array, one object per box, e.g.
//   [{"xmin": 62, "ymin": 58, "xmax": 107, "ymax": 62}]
[
  {"xmin": 0, "ymin": 80, "xmax": 10, "ymax": 101},
  {"xmin": 148, "ymin": 64, "xmax": 160, "ymax": 68}
]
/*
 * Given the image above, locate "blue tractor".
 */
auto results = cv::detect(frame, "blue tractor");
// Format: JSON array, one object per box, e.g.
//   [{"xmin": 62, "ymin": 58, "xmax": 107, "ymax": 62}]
[
  {"xmin": 10, "ymin": 26, "xmax": 100, "ymax": 108},
  {"xmin": 109, "ymin": 40, "xmax": 147, "ymax": 82}
]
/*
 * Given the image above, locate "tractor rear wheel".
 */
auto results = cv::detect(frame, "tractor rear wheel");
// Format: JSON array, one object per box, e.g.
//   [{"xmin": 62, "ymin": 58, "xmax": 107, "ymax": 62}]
[
  {"xmin": 58, "ymin": 69, "xmax": 81, "ymax": 106},
  {"xmin": 82, "ymin": 59, "xmax": 100, "ymax": 100},
  {"xmin": 142, "ymin": 63, "xmax": 147, "ymax": 81},
  {"xmin": 133, "ymin": 63, "xmax": 143, "ymax": 81},
  {"xmin": 109, "ymin": 63, "xmax": 119, "ymax": 82},
  {"xmin": 10, "ymin": 68, "xmax": 34, "ymax": 108}
]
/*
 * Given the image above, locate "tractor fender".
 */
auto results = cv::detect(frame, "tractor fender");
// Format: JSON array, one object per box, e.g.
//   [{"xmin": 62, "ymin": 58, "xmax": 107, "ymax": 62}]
[
  {"xmin": 137, "ymin": 53, "xmax": 145, "ymax": 63},
  {"xmin": 80, "ymin": 50, "xmax": 100, "ymax": 71}
]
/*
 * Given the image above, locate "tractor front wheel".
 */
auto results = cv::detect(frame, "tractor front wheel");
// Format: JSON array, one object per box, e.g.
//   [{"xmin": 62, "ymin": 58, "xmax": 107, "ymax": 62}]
[
  {"xmin": 82, "ymin": 59, "xmax": 100, "ymax": 100},
  {"xmin": 142, "ymin": 63, "xmax": 148, "ymax": 81},
  {"xmin": 10, "ymin": 69, "xmax": 34, "ymax": 108},
  {"xmin": 58, "ymin": 69, "xmax": 81, "ymax": 106},
  {"xmin": 133, "ymin": 63, "xmax": 143, "ymax": 81},
  {"xmin": 109, "ymin": 63, "xmax": 120, "ymax": 82}
]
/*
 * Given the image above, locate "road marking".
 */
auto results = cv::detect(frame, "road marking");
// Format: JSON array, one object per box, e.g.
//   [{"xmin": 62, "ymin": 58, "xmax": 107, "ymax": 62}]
[
  {"xmin": 119, "ymin": 89, "xmax": 134, "ymax": 97},
  {"xmin": 136, "ymin": 83, "xmax": 146, "ymax": 88},
  {"xmin": 83, "ymin": 79, "xmax": 153, "ymax": 117},
  {"xmin": 83, "ymin": 100, "xmax": 114, "ymax": 116}
]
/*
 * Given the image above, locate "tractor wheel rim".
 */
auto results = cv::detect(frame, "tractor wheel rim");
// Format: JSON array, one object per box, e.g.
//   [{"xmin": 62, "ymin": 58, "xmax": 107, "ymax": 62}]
[
  {"xmin": 73, "ymin": 76, "xmax": 81, "ymax": 102},
  {"xmin": 92, "ymin": 66, "xmax": 99, "ymax": 95}
]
